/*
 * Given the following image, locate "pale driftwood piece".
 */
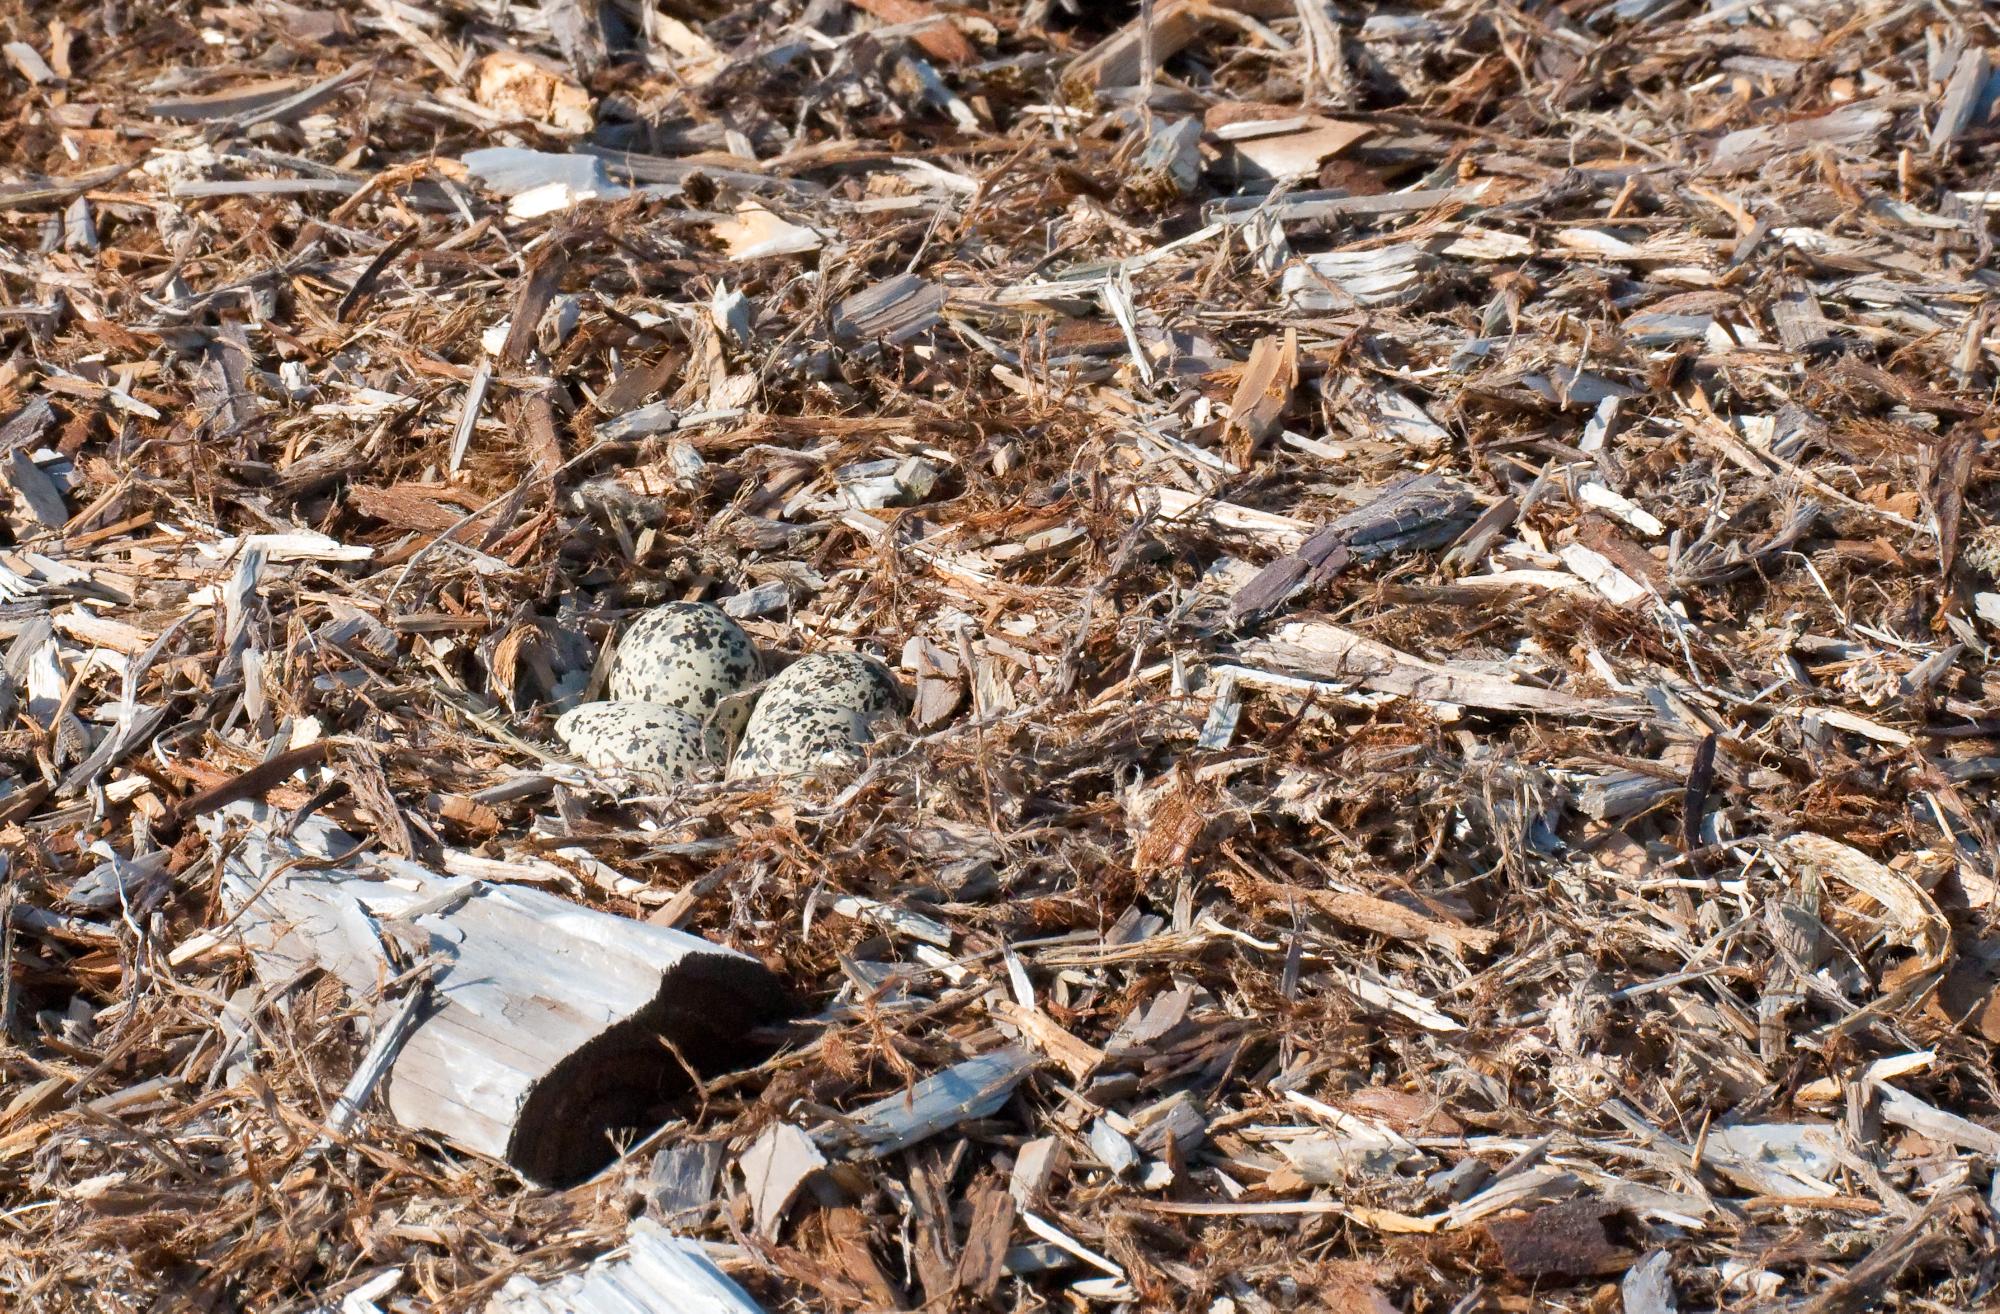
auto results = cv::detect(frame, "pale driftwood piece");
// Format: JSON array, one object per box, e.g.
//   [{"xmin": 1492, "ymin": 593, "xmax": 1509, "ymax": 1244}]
[
  {"xmin": 1241, "ymin": 619, "xmax": 1621, "ymax": 717},
  {"xmin": 740, "ymin": 1123, "xmax": 826, "ymax": 1237},
  {"xmin": 1282, "ymin": 243, "xmax": 1434, "ymax": 308},
  {"xmin": 1622, "ymin": 1250, "xmax": 1676, "ymax": 1314},
  {"xmin": 831, "ymin": 274, "xmax": 944, "ymax": 345},
  {"xmin": 201, "ymin": 801, "xmax": 787, "ymax": 1187},
  {"xmin": 1873, "ymin": 1083, "xmax": 2000, "ymax": 1155},
  {"xmin": 3, "ymin": 41, "xmax": 56, "ymax": 85},
  {"xmin": 650, "ymin": 1140, "xmax": 727, "ymax": 1219},
  {"xmin": 824, "ymin": 1045, "xmax": 1037, "ymax": 1158},
  {"xmin": 487, "ymin": 1218, "xmax": 765, "ymax": 1314}
]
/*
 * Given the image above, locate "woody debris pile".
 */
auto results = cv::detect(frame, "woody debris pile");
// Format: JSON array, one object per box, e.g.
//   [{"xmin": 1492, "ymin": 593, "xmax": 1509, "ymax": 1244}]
[{"xmin": 2, "ymin": 0, "xmax": 2000, "ymax": 1309}]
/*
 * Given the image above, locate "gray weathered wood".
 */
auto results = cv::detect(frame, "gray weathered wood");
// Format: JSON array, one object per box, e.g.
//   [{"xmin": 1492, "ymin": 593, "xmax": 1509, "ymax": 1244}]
[
  {"xmin": 826, "ymin": 1045, "xmax": 1036, "ymax": 1158},
  {"xmin": 1230, "ymin": 475, "xmax": 1478, "ymax": 626},
  {"xmin": 201, "ymin": 801, "xmax": 787, "ymax": 1186},
  {"xmin": 1622, "ymin": 1250, "xmax": 1676, "ymax": 1314},
  {"xmin": 1241, "ymin": 619, "xmax": 1622, "ymax": 717},
  {"xmin": 488, "ymin": 1218, "xmax": 765, "ymax": 1314}
]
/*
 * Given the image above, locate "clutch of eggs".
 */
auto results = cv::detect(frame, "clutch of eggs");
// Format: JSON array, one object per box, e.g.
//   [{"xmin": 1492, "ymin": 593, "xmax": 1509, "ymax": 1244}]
[{"xmin": 554, "ymin": 603, "xmax": 907, "ymax": 785}]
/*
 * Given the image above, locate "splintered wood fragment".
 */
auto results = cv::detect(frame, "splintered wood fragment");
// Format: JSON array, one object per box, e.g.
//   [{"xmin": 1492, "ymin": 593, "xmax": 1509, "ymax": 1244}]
[
  {"xmin": 1576, "ymin": 482, "xmax": 1664, "ymax": 538},
  {"xmin": 1283, "ymin": 244, "xmax": 1434, "ymax": 308},
  {"xmin": 1230, "ymin": 475, "xmax": 1478, "ymax": 626},
  {"xmin": 1010, "ymin": 1137, "xmax": 1062, "ymax": 1208},
  {"xmin": 488, "ymin": 1218, "xmax": 766, "ymax": 1313},
  {"xmin": 4, "ymin": 42, "xmax": 56, "ymax": 84},
  {"xmin": 1560, "ymin": 543, "xmax": 1648, "ymax": 606},
  {"xmin": 1063, "ymin": 0, "xmax": 1293, "ymax": 91},
  {"xmin": 740, "ymin": 1123, "xmax": 826, "ymax": 1238},
  {"xmin": 711, "ymin": 202, "xmax": 822, "ymax": 261},
  {"xmin": 650, "ymin": 1140, "xmax": 727, "ymax": 1219},
  {"xmin": 1233, "ymin": 875, "xmax": 1496, "ymax": 953},
  {"xmin": 5, "ymin": 451, "xmax": 69, "ymax": 529},
  {"xmin": 1621, "ymin": 1251, "xmax": 1676, "ymax": 1314},
  {"xmin": 1771, "ymin": 277, "xmax": 1839, "ymax": 354},
  {"xmin": 1222, "ymin": 331, "xmax": 1297, "ymax": 466},
  {"xmin": 1794, "ymin": 1051, "xmax": 1932, "ymax": 1104},
  {"xmin": 827, "ymin": 1046, "xmax": 1036, "ymax": 1158},
  {"xmin": 1210, "ymin": 115, "xmax": 1373, "ymax": 181},
  {"xmin": 990, "ymin": 999, "xmax": 1106, "ymax": 1078},
  {"xmin": 1710, "ymin": 101, "xmax": 1891, "ymax": 174},
  {"xmin": 1336, "ymin": 968, "xmax": 1466, "ymax": 1032},
  {"xmin": 1872, "ymin": 1083, "xmax": 2000, "ymax": 1155},
  {"xmin": 1242, "ymin": 619, "xmax": 1615, "ymax": 717},
  {"xmin": 1775, "ymin": 833, "xmax": 1947, "ymax": 1040},
  {"xmin": 852, "ymin": 0, "xmax": 975, "ymax": 65},
  {"xmin": 201, "ymin": 803, "xmax": 788, "ymax": 1188},
  {"xmin": 832, "ymin": 274, "xmax": 945, "ymax": 345},
  {"xmin": 1930, "ymin": 48, "xmax": 1991, "ymax": 151}
]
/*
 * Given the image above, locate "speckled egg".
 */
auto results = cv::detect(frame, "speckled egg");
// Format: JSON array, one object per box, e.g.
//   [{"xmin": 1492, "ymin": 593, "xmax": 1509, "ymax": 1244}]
[
  {"xmin": 608, "ymin": 603, "xmax": 760, "ymax": 742},
  {"xmin": 727, "ymin": 653, "xmax": 906, "ymax": 780},
  {"xmin": 556, "ymin": 701, "xmax": 713, "ymax": 784}
]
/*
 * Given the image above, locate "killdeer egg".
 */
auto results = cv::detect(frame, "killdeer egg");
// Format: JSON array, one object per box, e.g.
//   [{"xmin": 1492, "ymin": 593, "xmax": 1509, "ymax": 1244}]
[
  {"xmin": 555, "ymin": 701, "xmax": 714, "ymax": 785},
  {"xmin": 728, "ymin": 652, "xmax": 906, "ymax": 780},
  {"xmin": 608, "ymin": 602, "xmax": 760, "ymax": 742}
]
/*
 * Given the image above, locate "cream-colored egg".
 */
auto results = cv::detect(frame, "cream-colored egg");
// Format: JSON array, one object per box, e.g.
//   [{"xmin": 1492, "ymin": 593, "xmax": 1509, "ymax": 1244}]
[
  {"xmin": 608, "ymin": 603, "xmax": 760, "ymax": 744},
  {"xmin": 727, "ymin": 653, "xmax": 905, "ymax": 780},
  {"xmin": 556, "ymin": 701, "xmax": 713, "ymax": 784}
]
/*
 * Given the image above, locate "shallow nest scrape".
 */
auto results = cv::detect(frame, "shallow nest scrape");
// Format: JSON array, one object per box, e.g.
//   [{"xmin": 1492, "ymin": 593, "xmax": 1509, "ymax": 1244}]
[{"xmin": 2, "ymin": 0, "xmax": 1999, "ymax": 1309}]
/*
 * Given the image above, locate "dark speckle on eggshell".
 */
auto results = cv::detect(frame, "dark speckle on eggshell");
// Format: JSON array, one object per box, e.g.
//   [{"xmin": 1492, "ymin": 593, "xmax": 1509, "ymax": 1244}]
[
  {"xmin": 608, "ymin": 602, "xmax": 761, "ymax": 740},
  {"xmin": 555, "ymin": 701, "xmax": 714, "ymax": 785},
  {"xmin": 727, "ymin": 652, "xmax": 906, "ymax": 780}
]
